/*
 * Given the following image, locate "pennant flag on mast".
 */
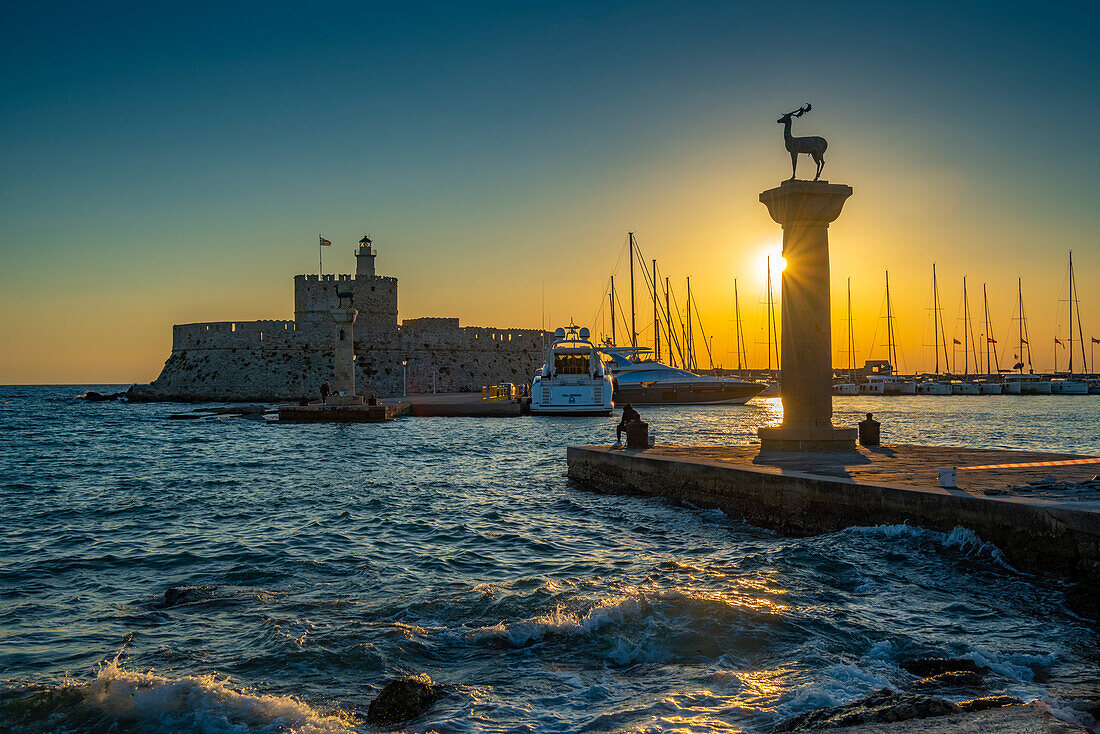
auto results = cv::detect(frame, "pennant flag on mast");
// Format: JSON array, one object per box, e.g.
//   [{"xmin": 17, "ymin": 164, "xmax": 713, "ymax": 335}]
[
  {"xmin": 319, "ymin": 236, "xmax": 331, "ymax": 246},
  {"xmin": 987, "ymin": 337, "xmax": 997, "ymax": 344},
  {"xmin": 1054, "ymin": 338, "xmax": 1064, "ymax": 346},
  {"xmin": 952, "ymin": 338, "xmax": 962, "ymax": 345},
  {"xmin": 1093, "ymin": 337, "xmax": 1100, "ymax": 344}
]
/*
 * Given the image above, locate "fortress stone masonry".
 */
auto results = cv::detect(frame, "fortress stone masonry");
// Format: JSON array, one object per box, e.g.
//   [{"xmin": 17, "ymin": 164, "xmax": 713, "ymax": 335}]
[{"xmin": 130, "ymin": 239, "xmax": 548, "ymax": 401}]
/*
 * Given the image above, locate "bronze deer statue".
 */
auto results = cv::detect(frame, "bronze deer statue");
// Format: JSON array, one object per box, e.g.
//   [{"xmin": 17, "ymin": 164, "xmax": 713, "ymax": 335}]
[
  {"xmin": 778, "ymin": 103, "xmax": 827, "ymax": 181},
  {"xmin": 334, "ymin": 284, "xmax": 354, "ymax": 308}
]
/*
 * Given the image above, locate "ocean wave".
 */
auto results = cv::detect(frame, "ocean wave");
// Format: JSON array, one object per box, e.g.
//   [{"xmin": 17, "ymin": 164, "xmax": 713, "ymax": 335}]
[
  {"xmin": 838, "ymin": 523, "xmax": 1020, "ymax": 572},
  {"xmin": 1, "ymin": 654, "xmax": 354, "ymax": 734},
  {"xmin": 466, "ymin": 595, "xmax": 642, "ymax": 646}
]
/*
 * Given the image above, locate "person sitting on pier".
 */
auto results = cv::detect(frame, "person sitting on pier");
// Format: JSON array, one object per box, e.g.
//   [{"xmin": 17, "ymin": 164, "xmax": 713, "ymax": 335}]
[
  {"xmin": 615, "ymin": 403, "xmax": 640, "ymax": 446},
  {"xmin": 320, "ymin": 380, "xmax": 331, "ymax": 405}
]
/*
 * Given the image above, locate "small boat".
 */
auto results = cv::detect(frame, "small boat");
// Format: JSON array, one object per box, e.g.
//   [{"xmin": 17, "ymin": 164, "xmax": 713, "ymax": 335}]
[
  {"xmin": 867, "ymin": 374, "xmax": 916, "ymax": 395},
  {"xmin": 530, "ymin": 324, "xmax": 614, "ymax": 415},
  {"xmin": 916, "ymin": 378, "xmax": 952, "ymax": 395},
  {"xmin": 832, "ymin": 381, "xmax": 858, "ymax": 395},
  {"xmin": 603, "ymin": 348, "xmax": 765, "ymax": 405},
  {"xmin": 858, "ymin": 380, "xmax": 885, "ymax": 395},
  {"xmin": 975, "ymin": 378, "xmax": 1004, "ymax": 395},
  {"xmin": 1003, "ymin": 374, "xmax": 1051, "ymax": 395},
  {"xmin": 949, "ymin": 380, "xmax": 981, "ymax": 395},
  {"xmin": 1048, "ymin": 378, "xmax": 1088, "ymax": 395}
]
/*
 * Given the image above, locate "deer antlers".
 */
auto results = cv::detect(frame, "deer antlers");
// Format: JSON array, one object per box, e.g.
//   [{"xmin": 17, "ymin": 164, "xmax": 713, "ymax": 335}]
[{"xmin": 785, "ymin": 103, "xmax": 812, "ymax": 118}]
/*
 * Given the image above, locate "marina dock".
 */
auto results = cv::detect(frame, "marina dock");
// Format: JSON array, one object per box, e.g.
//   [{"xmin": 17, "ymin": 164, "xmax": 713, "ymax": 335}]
[
  {"xmin": 566, "ymin": 444, "xmax": 1100, "ymax": 585},
  {"xmin": 381, "ymin": 392, "xmax": 525, "ymax": 417}
]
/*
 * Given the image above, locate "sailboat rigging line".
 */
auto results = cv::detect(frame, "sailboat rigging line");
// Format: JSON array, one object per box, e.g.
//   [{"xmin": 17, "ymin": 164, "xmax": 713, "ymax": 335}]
[{"xmin": 690, "ymin": 289, "xmax": 714, "ymax": 370}]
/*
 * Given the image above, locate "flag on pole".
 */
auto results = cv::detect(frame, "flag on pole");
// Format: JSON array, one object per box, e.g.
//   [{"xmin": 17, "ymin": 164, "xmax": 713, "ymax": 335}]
[
  {"xmin": 1093, "ymin": 337, "xmax": 1100, "ymax": 344},
  {"xmin": 987, "ymin": 337, "xmax": 997, "ymax": 344},
  {"xmin": 1054, "ymin": 338, "xmax": 1064, "ymax": 346},
  {"xmin": 952, "ymin": 338, "xmax": 962, "ymax": 345},
  {"xmin": 319, "ymin": 236, "xmax": 331, "ymax": 246}
]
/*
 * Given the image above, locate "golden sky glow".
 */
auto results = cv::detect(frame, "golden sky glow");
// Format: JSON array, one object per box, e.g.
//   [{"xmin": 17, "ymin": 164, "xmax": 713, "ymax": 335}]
[{"xmin": 1, "ymin": 5, "xmax": 1096, "ymax": 383}]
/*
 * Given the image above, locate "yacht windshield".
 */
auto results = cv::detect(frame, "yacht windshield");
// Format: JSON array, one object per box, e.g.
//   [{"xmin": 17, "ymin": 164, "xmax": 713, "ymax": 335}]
[{"xmin": 554, "ymin": 354, "xmax": 589, "ymax": 375}]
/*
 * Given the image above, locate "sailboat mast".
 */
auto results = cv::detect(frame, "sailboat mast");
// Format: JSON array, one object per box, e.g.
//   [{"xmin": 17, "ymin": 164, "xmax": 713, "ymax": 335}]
[
  {"xmin": 652, "ymin": 259, "xmax": 660, "ymax": 362},
  {"xmin": 932, "ymin": 263, "xmax": 948, "ymax": 374},
  {"xmin": 686, "ymin": 277, "xmax": 694, "ymax": 371},
  {"xmin": 847, "ymin": 277, "xmax": 855, "ymax": 381},
  {"xmin": 665, "ymin": 277, "xmax": 673, "ymax": 368},
  {"xmin": 734, "ymin": 279, "xmax": 745, "ymax": 377},
  {"xmin": 1071, "ymin": 251, "xmax": 1086, "ymax": 373},
  {"xmin": 990, "ymin": 281, "xmax": 998, "ymax": 374},
  {"xmin": 609, "ymin": 276, "xmax": 616, "ymax": 346},
  {"xmin": 963, "ymin": 276, "xmax": 970, "ymax": 377},
  {"xmin": 885, "ymin": 270, "xmax": 897, "ymax": 372},
  {"xmin": 766, "ymin": 256, "xmax": 774, "ymax": 372},
  {"xmin": 1068, "ymin": 251, "xmax": 1073, "ymax": 375},
  {"xmin": 628, "ymin": 233, "xmax": 637, "ymax": 350}
]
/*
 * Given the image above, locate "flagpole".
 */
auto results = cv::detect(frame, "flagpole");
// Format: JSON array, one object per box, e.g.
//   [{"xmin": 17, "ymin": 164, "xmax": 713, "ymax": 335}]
[{"xmin": 319, "ymin": 235, "xmax": 323, "ymax": 276}]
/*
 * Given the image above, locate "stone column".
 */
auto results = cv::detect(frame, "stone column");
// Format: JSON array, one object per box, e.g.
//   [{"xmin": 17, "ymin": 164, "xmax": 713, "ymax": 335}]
[
  {"xmin": 757, "ymin": 180, "xmax": 856, "ymax": 451},
  {"xmin": 329, "ymin": 307, "xmax": 364, "ymax": 404}
]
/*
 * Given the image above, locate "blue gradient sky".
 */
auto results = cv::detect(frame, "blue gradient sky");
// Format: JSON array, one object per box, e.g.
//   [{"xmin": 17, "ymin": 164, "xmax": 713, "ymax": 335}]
[{"xmin": 2, "ymin": 1, "xmax": 1097, "ymax": 381}]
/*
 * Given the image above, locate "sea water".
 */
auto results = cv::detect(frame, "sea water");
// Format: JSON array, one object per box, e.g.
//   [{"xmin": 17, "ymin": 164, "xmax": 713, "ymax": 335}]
[{"xmin": 1, "ymin": 386, "xmax": 1098, "ymax": 732}]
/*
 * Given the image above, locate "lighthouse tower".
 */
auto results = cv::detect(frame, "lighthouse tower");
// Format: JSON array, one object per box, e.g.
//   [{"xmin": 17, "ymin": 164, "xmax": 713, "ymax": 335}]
[{"xmin": 356, "ymin": 235, "xmax": 376, "ymax": 278}]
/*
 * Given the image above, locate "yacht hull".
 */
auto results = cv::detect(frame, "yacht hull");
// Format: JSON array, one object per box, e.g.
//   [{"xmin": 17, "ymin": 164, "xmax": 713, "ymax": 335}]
[{"xmin": 613, "ymin": 381, "xmax": 764, "ymax": 406}]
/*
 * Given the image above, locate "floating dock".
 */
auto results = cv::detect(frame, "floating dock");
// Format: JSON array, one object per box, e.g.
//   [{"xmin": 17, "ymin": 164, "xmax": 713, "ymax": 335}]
[
  {"xmin": 382, "ymin": 392, "xmax": 524, "ymax": 417},
  {"xmin": 566, "ymin": 444, "xmax": 1100, "ymax": 585},
  {"xmin": 277, "ymin": 403, "xmax": 409, "ymax": 422}
]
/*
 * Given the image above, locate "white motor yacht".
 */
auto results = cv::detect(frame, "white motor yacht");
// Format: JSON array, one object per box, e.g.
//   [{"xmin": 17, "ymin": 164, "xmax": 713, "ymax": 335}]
[
  {"xmin": 530, "ymin": 325, "xmax": 614, "ymax": 415},
  {"xmin": 602, "ymin": 348, "xmax": 764, "ymax": 405}
]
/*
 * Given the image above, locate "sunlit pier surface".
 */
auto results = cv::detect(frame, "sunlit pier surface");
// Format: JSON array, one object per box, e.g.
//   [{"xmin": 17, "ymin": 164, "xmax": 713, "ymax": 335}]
[{"xmin": 567, "ymin": 444, "xmax": 1100, "ymax": 586}]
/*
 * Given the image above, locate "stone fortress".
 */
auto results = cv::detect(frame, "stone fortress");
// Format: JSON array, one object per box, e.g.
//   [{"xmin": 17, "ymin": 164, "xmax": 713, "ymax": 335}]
[{"xmin": 131, "ymin": 237, "xmax": 548, "ymax": 401}]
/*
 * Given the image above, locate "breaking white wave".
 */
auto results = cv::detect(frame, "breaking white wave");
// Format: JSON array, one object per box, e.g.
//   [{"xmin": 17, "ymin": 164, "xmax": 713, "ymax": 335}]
[
  {"xmin": 65, "ymin": 654, "xmax": 353, "ymax": 734},
  {"xmin": 466, "ymin": 595, "xmax": 642, "ymax": 646}
]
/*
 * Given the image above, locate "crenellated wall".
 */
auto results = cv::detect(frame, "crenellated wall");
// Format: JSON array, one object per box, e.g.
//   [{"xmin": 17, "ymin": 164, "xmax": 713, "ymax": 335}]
[{"xmin": 136, "ymin": 251, "xmax": 549, "ymax": 401}]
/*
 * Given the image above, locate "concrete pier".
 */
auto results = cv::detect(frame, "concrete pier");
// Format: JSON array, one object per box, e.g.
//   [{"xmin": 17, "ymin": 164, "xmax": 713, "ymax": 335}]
[{"xmin": 566, "ymin": 444, "xmax": 1100, "ymax": 585}]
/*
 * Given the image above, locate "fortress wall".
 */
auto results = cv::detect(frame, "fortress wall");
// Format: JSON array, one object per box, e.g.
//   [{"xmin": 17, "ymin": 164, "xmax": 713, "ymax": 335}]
[
  {"xmin": 294, "ymin": 274, "xmax": 399, "ymax": 336},
  {"xmin": 172, "ymin": 321, "xmax": 302, "ymax": 351},
  {"xmin": 399, "ymin": 323, "xmax": 547, "ymax": 393}
]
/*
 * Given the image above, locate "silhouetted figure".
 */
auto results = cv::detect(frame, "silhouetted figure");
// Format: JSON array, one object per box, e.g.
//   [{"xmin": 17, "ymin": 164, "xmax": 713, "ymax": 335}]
[
  {"xmin": 367, "ymin": 394, "xmax": 378, "ymax": 406},
  {"xmin": 616, "ymin": 403, "xmax": 640, "ymax": 445},
  {"xmin": 320, "ymin": 381, "xmax": 331, "ymax": 405}
]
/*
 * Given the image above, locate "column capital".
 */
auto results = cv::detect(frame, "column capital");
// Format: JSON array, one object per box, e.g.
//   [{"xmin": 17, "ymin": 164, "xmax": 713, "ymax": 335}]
[{"xmin": 760, "ymin": 180, "xmax": 852, "ymax": 227}]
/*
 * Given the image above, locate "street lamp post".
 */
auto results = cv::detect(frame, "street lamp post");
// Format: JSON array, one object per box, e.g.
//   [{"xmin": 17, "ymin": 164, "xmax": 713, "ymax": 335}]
[{"xmin": 402, "ymin": 360, "xmax": 408, "ymax": 397}]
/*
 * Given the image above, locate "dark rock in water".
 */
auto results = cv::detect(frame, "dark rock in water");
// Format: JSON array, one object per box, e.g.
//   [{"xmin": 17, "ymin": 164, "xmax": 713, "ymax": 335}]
[
  {"xmin": 82, "ymin": 391, "xmax": 123, "ymax": 402},
  {"xmin": 159, "ymin": 585, "xmax": 221, "ymax": 608},
  {"xmin": 957, "ymin": 694, "xmax": 1024, "ymax": 712},
  {"xmin": 909, "ymin": 669, "xmax": 984, "ymax": 690},
  {"xmin": 772, "ymin": 688, "xmax": 960, "ymax": 731},
  {"xmin": 366, "ymin": 674, "xmax": 436, "ymax": 726},
  {"xmin": 900, "ymin": 657, "xmax": 981, "ymax": 677}
]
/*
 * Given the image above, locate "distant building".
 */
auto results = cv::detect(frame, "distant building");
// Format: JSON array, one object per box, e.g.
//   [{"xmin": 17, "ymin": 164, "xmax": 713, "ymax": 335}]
[{"xmin": 133, "ymin": 240, "xmax": 546, "ymax": 401}]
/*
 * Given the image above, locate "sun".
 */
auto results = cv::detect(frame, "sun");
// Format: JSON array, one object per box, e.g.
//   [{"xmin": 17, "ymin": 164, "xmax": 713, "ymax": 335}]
[{"xmin": 755, "ymin": 245, "xmax": 786, "ymax": 286}]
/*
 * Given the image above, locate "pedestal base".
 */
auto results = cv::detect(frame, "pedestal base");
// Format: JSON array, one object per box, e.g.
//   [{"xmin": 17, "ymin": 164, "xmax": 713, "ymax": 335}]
[
  {"xmin": 320, "ymin": 394, "xmax": 365, "ymax": 406},
  {"xmin": 758, "ymin": 426, "xmax": 857, "ymax": 452}
]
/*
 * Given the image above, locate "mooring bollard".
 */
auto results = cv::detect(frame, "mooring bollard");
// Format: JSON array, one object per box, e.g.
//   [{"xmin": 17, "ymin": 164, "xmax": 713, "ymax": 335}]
[
  {"xmin": 625, "ymin": 421, "xmax": 649, "ymax": 449},
  {"xmin": 858, "ymin": 413, "xmax": 880, "ymax": 446}
]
